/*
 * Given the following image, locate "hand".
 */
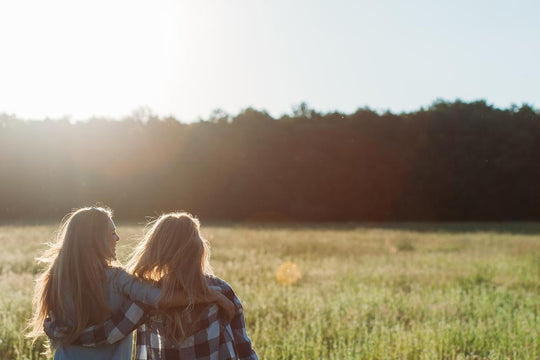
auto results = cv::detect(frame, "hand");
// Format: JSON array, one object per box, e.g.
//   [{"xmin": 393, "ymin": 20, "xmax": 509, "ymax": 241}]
[{"xmin": 209, "ymin": 290, "xmax": 235, "ymax": 322}]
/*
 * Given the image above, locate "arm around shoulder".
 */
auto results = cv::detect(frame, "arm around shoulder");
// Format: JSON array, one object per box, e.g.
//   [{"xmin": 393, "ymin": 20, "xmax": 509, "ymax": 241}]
[{"xmin": 108, "ymin": 267, "xmax": 162, "ymax": 307}]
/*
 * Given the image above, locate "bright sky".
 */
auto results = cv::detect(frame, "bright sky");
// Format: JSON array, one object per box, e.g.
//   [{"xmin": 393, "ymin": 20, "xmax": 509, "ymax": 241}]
[{"xmin": 0, "ymin": 0, "xmax": 538, "ymax": 122}]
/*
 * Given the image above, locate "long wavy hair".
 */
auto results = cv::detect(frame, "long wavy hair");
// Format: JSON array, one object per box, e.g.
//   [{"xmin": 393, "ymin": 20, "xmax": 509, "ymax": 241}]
[
  {"xmin": 127, "ymin": 212, "xmax": 213, "ymax": 341},
  {"xmin": 29, "ymin": 206, "xmax": 116, "ymax": 345}
]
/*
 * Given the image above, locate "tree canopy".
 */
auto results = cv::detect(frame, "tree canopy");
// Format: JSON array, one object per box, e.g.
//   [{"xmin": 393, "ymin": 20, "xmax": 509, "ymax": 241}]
[{"xmin": 1, "ymin": 100, "xmax": 538, "ymax": 221}]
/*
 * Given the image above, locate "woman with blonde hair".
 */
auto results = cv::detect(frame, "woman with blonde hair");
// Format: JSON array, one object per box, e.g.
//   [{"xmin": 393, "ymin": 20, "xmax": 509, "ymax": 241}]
[
  {"xmin": 127, "ymin": 212, "xmax": 258, "ymax": 359},
  {"xmin": 29, "ymin": 206, "xmax": 230, "ymax": 360}
]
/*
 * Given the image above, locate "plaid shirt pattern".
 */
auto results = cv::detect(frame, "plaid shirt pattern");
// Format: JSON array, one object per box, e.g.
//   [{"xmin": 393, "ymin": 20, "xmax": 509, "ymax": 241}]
[
  {"xmin": 44, "ymin": 299, "xmax": 150, "ymax": 347},
  {"xmin": 45, "ymin": 277, "xmax": 258, "ymax": 360},
  {"xmin": 135, "ymin": 276, "xmax": 258, "ymax": 360}
]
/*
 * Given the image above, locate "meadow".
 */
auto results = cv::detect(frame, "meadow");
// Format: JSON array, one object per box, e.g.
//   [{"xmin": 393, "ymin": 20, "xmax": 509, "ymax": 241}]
[{"xmin": 0, "ymin": 222, "xmax": 538, "ymax": 359}]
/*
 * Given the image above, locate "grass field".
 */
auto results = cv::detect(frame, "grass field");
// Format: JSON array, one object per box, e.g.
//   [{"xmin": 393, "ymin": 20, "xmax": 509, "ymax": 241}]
[{"xmin": 0, "ymin": 223, "xmax": 538, "ymax": 359}]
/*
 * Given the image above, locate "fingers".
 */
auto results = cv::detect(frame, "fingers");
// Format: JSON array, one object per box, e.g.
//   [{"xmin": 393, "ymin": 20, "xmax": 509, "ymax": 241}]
[{"xmin": 214, "ymin": 292, "xmax": 235, "ymax": 322}]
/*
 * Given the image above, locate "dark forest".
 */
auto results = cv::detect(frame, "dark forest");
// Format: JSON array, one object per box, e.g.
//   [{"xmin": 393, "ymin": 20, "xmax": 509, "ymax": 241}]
[{"xmin": 1, "ymin": 100, "xmax": 538, "ymax": 221}]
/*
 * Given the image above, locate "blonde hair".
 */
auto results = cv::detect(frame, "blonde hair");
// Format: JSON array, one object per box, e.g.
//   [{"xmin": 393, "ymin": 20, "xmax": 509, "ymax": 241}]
[
  {"xmin": 127, "ymin": 212, "xmax": 213, "ymax": 341},
  {"xmin": 29, "ymin": 206, "xmax": 116, "ymax": 345}
]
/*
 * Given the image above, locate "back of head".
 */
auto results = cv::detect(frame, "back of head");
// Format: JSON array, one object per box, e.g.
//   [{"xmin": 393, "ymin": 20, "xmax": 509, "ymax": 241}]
[
  {"xmin": 60, "ymin": 207, "xmax": 115, "ymax": 267},
  {"xmin": 30, "ymin": 206, "xmax": 114, "ymax": 345},
  {"xmin": 128, "ymin": 212, "xmax": 213, "ymax": 340}
]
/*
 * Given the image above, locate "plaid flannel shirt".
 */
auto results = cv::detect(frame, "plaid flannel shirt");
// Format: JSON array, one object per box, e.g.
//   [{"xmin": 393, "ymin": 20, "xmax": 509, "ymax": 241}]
[
  {"xmin": 44, "ymin": 298, "xmax": 150, "ymax": 347},
  {"xmin": 45, "ymin": 276, "xmax": 258, "ymax": 360},
  {"xmin": 135, "ymin": 276, "xmax": 258, "ymax": 360}
]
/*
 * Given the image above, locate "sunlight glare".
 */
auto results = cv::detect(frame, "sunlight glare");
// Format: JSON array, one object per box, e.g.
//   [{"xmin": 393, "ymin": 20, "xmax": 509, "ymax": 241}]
[{"xmin": 0, "ymin": 0, "xmax": 201, "ymax": 120}]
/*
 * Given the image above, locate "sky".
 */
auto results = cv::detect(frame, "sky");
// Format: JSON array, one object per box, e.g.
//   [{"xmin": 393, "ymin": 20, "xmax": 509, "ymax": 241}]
[{"xmin": 0, "ymin": 0, "xmax": 538, "ymax": 122}]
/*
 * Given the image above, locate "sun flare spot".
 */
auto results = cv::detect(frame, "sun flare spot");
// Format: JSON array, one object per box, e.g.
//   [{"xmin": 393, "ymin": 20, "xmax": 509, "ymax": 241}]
[{"xmin": 276, "ymin": 261, "xmax": 301, "ymax": 285}]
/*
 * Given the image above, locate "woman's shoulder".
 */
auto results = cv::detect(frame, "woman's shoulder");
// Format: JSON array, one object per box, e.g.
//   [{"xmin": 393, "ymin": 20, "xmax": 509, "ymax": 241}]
[
  {"xmin": 204, "ymin": 275, "xmax": 246, "ymax": 308},
  {"xmin": 105, "ymin": 265, "xmax": 127, "ymax": 277},
  {"xmin": 105, "ymin": 266, "xmax": 161, "ymax": 306},
  {"xmin": 105, "ymin": 266, "xmax": 136, "ymax": 284},
  {"xmin": 205, "ymin": 275, "xmax": 234, "ymax": 293}
]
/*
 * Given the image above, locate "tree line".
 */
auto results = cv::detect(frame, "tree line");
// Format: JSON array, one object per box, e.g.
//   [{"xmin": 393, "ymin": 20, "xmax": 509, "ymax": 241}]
[{"xmin": 0, "ymin": 100, "xmax": 538, "ymax": 221}]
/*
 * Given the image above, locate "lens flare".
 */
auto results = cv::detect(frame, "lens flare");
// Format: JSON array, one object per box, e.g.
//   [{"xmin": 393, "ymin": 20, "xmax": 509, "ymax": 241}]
[{"xmin": 276, "ymin": 261, "xmax": 301, "ymax": 285}]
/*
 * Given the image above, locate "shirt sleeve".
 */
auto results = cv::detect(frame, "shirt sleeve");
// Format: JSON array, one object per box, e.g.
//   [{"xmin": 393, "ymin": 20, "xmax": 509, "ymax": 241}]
[
  {"xmin": 210, "ymin": 277, "xmax": 259, "ymax": 360},
  {"xmin": 108, "ymin": 267, "xmax": 162, "ymax": 307},
  {"xmin": 75, "ymin": 299, "xmax": 150, "ymax": 346}
]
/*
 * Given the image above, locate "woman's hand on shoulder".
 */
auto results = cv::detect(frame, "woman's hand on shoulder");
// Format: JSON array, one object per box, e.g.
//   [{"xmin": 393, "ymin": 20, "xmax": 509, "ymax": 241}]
[{"xmin": 207, "ymin": 289, "xmax": 235, "ymax": 322}]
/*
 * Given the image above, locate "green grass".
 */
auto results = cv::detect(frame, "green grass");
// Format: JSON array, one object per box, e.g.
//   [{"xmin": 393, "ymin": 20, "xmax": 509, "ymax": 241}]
[{"xmin": 0, "ymin": 223, "xmax": 538, "ymax": 359}]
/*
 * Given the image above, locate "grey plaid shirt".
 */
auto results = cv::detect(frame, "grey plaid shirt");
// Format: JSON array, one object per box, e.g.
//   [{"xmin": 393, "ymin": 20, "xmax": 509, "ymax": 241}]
[
  {"xmin": 44, "ymin": 299, "xmax": 150, "ymax": 347},
  {"xmin": 45, "ymin": 276, "xmax": 258, "ymax": 360},
  {"xmin": 135, "ymin": 277, "xmax": 258, "ymax": 360}
]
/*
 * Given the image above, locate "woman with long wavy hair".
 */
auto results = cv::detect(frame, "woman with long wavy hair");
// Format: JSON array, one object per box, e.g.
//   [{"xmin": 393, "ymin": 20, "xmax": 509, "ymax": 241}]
[
  {"xmin": 29, "ymin": 206, "xmax": 229, "ymax": 360},
  {"xmin": 127, "ymin": 212, "xmax": 258, "ymax": 360}
]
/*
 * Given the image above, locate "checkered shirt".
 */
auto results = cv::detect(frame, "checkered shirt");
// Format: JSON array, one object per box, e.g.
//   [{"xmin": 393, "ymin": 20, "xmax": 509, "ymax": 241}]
[
  {"xmin": 45, "ymin": 277, "xmax": 258, "ymax": 360},
  {"xmin": 135, "ymin": 276, "xmax": 258, "ymax": 360},
  {"xmin": 44, "ymin": 298, "xmax": 150, "ymax": 347}
]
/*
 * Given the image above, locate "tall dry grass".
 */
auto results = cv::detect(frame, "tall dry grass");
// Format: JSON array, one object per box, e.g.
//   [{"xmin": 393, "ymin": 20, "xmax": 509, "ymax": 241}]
[{"xmin": 0, "ymin": 223, "xmax": 538, "ymax": 359}]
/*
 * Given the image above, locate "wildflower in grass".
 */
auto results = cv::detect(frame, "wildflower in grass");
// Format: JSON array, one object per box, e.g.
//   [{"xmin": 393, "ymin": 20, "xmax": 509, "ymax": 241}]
[{"xmin": 276, "ymin": 261, "xmax": 301, "ymax": 285}]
